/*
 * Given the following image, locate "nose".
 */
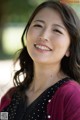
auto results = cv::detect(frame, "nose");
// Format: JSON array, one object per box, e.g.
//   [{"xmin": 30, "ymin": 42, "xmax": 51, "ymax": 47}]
[
  {"xmin": 39, "ymin": 37, "xmax": 48, "ymax": 41},
  {"xmin": 39, "ymin": 29, "xmax": 50, "ymax": 41}
]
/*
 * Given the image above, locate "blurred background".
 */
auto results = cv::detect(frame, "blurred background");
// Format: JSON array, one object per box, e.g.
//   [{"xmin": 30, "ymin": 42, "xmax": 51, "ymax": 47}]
[{"xmin": 0, "ymin": 0, "xmax": 80, "ymax": 99}]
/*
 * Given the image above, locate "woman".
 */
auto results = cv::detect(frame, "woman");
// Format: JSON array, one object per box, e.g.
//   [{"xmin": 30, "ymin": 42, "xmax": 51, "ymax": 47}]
[{"xmin": 0, "ymin": 1, "xmax": 80, "ymax": 120}]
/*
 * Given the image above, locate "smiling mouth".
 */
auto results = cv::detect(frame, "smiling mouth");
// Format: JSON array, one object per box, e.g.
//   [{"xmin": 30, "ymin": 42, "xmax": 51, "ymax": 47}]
[{"xmin": 34, "ymin": 44, "xmax": 52, "ymax": 51}]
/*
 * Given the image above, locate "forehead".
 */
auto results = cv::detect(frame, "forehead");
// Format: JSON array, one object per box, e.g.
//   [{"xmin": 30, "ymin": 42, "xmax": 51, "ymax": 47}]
[{"xmin": 32, "ymin": 7, "xmax": 63, "ymax": 24}]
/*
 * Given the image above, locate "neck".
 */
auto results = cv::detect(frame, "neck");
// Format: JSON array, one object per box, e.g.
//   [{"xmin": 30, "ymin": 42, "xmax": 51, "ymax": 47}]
[{"xmin": 29, "ymin": 63, "xmax": 66, "ymax": 92}]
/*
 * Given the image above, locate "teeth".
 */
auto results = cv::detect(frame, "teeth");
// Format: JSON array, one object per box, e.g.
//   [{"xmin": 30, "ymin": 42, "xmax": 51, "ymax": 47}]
[{"xmin": 35, "ymin": 44, "xmax": 50, "ymax": 50}]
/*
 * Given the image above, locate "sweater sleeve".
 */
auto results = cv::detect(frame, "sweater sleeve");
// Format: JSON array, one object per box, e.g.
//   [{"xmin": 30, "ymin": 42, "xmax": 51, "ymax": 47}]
[
  {"xmin": 0, "ymin": 87, "xmax": 16, "ymax": 112},
  {"xmin": 47, "ymin": 80, "xmax": 80, "ymax": 120},
  {"xmin": 64, "ymin": 82, "xmax": 80, "ymax": 120}
]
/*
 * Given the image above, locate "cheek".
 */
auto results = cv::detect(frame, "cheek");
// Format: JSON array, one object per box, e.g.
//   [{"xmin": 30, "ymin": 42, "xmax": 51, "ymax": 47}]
[
  {"xmin": 52, "ymin": 36, "xmax": 70, "ymax": 51},
  {"xmin": 26, "ymin": 31, "xmax": 32, "ymax": 49},
  {"xmin": 29, "ymin": 27, "xmax": 39, "ymax": 35},
  {"xmin": 59, "ymin": 35, "xmax": 70, "ymax": 46},
  {"xmin": 26, "ymin": 29, "xmax": 36, "ymax": 49},
  {"xmin": 26, "ymin": 30, "xmax": 34, "ymax": 46},
  {"xmin": 28, "ymin": 26, "xmax": 42, "ymax": 40},
  {"xmin": 27, "ymin": 30, "xmax": 37, "ymax": 44}
]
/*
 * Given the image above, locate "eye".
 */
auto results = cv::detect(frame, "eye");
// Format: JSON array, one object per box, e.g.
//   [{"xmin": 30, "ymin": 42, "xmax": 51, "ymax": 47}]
[
  {"xmin": 53, "ymin": 29, "xmax": 63, "ymax": 34},
  {"xmin": 33, "ymin": 24, "xmax": 43, "ymax": 28}
]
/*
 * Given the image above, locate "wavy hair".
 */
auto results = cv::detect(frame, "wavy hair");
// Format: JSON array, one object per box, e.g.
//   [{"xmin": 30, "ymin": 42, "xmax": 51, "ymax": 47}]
[{"xmin": 13, "ymin": 1, "xmax": 80, "ymax": 93}]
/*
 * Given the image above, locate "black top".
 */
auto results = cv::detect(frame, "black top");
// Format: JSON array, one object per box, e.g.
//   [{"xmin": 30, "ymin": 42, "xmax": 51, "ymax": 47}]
[{"xmin": 2, "ymin": 77, "xmax": 71, "ymax": 120}]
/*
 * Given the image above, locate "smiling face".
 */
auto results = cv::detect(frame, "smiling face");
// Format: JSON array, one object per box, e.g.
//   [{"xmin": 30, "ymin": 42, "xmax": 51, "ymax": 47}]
[{"xmin": 26, "ymin": 8, "xmax": 70, "ymax": 66}]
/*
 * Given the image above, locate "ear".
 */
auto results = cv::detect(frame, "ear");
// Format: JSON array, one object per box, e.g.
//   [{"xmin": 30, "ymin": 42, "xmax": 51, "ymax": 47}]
[{"xmin": 65, "ymin": 49, "xmax": 70, "ymax": 57}]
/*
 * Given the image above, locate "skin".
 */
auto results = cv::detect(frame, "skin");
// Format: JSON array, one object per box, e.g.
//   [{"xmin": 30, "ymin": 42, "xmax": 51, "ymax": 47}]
[{"xmin": 26, "ymin": 8, "xmax": 70, "ymax": 105}]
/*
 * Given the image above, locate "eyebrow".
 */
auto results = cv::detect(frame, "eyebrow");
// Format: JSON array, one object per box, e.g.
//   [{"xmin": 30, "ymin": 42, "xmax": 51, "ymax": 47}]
[
  {"xmin": 34, "ymin": 20, "xmax": 66, "ymax": 30},
  {"xmin": 33, "ymin": 20, "xmax": 45, "ymax": 24},
  {"xmin": 53, "ymin": 24, "xmax": 66, "ymax": 30}
]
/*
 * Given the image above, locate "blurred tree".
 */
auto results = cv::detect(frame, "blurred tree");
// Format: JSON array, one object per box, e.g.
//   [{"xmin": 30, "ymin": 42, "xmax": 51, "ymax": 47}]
[
  {"xmin": 1, "ymin": 0, "xmax": 37, "ymax": 23},
  {"xmin": 0, "ymin": 0, "xmax": 6, "ymax": 55},
  {"xmin": 0, "ymin": 2, "xmax": 3, "ymax": 53}
]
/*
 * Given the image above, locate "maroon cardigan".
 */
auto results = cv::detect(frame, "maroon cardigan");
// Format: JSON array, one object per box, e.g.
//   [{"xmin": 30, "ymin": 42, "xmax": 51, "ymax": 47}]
[{"xmin": 0, "ymin": 80, "xmax": 80, "ymax": 120}]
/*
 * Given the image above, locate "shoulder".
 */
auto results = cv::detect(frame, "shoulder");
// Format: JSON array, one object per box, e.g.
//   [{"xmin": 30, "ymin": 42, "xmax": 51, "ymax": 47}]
[
  {"xmin": 48, "ymin": 79, "xmax": 80, "ymax": 105},
  {"xmin": 59, "ymin": 79, "xmax": 80, "ymax": 95},
  {"xmin": 53, "ymin": 79, "xmax": 80, "ymax": 104},
  {"xmin": 0, "ymin": 87, "xmax": 16, "ymax": 111},
  {"xmin": 47, "ymin": 79, "xmax": 80, "ymax": 120},
  {"xmin": 59, "ymin": 79, "xmax": 80, "ymax": 100}
]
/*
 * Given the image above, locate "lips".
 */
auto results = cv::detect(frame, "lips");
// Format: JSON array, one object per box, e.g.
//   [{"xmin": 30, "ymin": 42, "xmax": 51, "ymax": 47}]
[{"xmin": 34, "ymin": 43, "xmax": 52, "ymax": 51}]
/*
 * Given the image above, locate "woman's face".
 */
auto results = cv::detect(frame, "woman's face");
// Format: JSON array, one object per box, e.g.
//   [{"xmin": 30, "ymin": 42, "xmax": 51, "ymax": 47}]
[{"xmin": 26, "ymin": 8, "xmax": 70, "ymax": 65}]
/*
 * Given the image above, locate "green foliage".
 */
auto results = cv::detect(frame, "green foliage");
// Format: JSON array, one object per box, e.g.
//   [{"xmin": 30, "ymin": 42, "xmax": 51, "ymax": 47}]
[
  {"xmin": 1, "ymin": 0, "xmax": 38, "ymax": 22},
  {"xmin": 70, "ymin": 4, "xmax": 80, "ymax": 17}
]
